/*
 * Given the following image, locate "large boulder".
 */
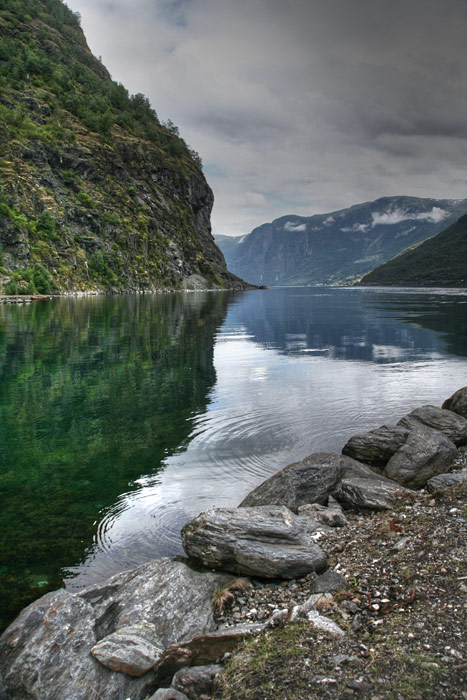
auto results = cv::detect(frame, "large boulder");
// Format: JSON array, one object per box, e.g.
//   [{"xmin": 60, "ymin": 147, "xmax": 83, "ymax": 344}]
[
  {"xmin": 397, "ymin": 405, "xmax": 467, "ymax": 446},
  {"xmin": 0, "ymin": 558, "xmax": 233, "ymax": 700},
  {"xmin": 384, "ymin": 426, "xmax": 457, "ymax": 488},
  {"xmin": 342, "ymin": 425, "xmax": 410, "ymax": 468},
  {"xmin": 239, "ymin": 452, "xmax": 408, "ymax": 512},
  {"xmin": 181, "ymin": 505, "xmax": 328, "ymax": 579},
  {"xmin": 442, "ymin": 387, "xmax": 467, "ymax": 419}
]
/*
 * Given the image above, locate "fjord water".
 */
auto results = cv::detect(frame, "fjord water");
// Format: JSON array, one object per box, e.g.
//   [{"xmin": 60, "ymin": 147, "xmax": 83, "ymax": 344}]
[{"xmin": 0, "ymin": 287, "xmax": 466, "ymax": 627}]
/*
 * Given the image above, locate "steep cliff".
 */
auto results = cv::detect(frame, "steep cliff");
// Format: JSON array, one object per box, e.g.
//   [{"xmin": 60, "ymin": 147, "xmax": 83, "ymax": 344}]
[
  {"xmin": 0, "ymin": 0, "xmax": 244, "ymax": 293},
  {"xmin": 217, "ymin": 196, "xmax": 467, "ymax": 286}
]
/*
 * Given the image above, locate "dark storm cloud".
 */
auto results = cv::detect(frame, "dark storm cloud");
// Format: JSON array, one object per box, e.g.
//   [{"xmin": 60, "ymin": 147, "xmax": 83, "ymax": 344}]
[{"xmin": 72, "ymin": 0, "xmax": 467, "ymax": 236}]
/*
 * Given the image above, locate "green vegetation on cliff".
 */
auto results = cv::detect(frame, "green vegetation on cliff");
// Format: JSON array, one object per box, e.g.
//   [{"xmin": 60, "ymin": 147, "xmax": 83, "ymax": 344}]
[
  {"xmin": 359, "ymin": 214, "xmax": 467, "ymax": 287},
  {"xmin": 0, "ymin": 0, "xmax": 238, "ymax": 292}
]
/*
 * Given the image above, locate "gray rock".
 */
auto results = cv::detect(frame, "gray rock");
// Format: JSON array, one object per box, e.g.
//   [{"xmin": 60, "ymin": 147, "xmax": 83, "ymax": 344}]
[
  {"xmin": 171, "ymin": 664, "xmax": 221, "ymax": 699},
  {"xmin": 398, "ymin": 405, "xmax": 467, "ymax": 446},
  {"xmin": 78, "ymin": 558, "xmax": 233, "ymax": 648},
  {"xmin": 306, "ymin": 610, "xmax": 346, "ymax": 637},
  {"xmin": 0, "ymin": 589, "xmax": 142, "ymax": 700},
  {"xmin": 298, "ymin": 498, "xmax": 348, "ymax": 527},
  {"xmin": 442, "ymin": 386, "xmax": 467, "ymax": 419},
  {"xmin": 333, "ymin": 474, "xmax": 408, "ymax": 510},
  {"xmin": 312, "ymin": 570, "xmax": 348, "ymax": 593},
  {"xmin": 149, "ymin": 690, "xmax": 189, "ymax": 700},
  {"xmin": 181, "ymin": 505, "xmax": 327, "ymax": 579},
  {"xmin": 154, "ymin": 623, "xmax": 267, "ymax": 686},
  {"xmin": 426, "ymin": 472, "xmax": 467, "ymax": 492},
  {"xmin": 384, "ymin": 426, "xmax": 457, "ymax": 488},
  {"xmin": 342, "ymin": 425, "xmax": 410, "ymax": 468},
  {"xmin": 0, "ymin": 558, "xmax": 233, "ymax": 700},
  {"xmin": 90, "ymin": 620, "xmax": 164, "ymax": 676},
  {"xmin": 239, "ymin": 452, "xmax": 400, "ymax": 511}
]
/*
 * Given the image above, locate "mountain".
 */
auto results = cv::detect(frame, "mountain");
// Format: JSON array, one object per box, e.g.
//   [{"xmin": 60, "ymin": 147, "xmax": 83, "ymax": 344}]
[
  {"xmin": 216, "ymin": 196, "xmax": 467, "ymax": 286},
  {"xmin": 359, "ymin": 213, "xmax": 467, "ymax": 287},
  {"xmin": 0, "ymin": 0, "xmax": 245, "ymax": 294}
]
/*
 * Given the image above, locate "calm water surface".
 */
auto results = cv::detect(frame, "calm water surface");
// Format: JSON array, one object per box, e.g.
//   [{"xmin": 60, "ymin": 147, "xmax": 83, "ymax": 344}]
[{"xmin": 0, "ymin": 287, "xmax": 466, "ymax": 626}]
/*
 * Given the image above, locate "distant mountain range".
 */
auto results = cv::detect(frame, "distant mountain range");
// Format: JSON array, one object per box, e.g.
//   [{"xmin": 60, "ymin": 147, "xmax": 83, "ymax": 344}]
[
  {"xmin": 215, "ymin": 196, "xmax": 467, "ymax": 286},
  {"xmin": 360, "ymin": 213, "xmax": 467, "ymax": 287}
]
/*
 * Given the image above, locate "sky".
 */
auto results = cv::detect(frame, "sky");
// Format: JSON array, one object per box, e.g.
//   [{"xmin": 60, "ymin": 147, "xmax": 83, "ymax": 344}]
[{"xmin": 70, "ymin": 0, "xmax": 467, "ymax": 237}]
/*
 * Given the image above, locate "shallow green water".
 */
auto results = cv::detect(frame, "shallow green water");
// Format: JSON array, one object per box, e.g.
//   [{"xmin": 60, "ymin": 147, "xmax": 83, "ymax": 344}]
[
  {"xmin": 0, "ymin": 291, "xmax": 231, "ymax": 629},
  {"xmin": 0, "ymin": 287, "xmax": 466, "ymax": 630}
]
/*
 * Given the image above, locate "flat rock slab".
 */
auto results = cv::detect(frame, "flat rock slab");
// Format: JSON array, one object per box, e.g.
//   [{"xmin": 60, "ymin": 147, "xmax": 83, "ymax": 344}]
[
  {"xmin": 398, "ymin": 405, "xmax": 467, "ymax": 446},
  {"xmin": 426, "ymin": 472, "xmax": 467, "ymax": 492},
  {"xmin": 90, "ymin": 620, "xmax": 164, "ymax": 676},
  {"xmin": 181, "ymin": 505, "xmax": 328, "ymax": 579},
  {"xmin": 442, "ymin": 387, "xmax": 467, "ymax": 419},
  {"xmin": 154, "ymin": 624, "xmax": 267, "ymax": 686},
  {"xmin": 239, "ymin": 452, "xmax": 408, "ymax": 512},
  {"xmin": 0, "ymin": 558, "xmax": 233, "ymax": 700},
  {"xmin": 342, "ymin": 425, "xmax": 410, "ymax": 468},
  {"xmin": 384, "ymin": 426, "xmax": 457, "ymax": 488}
]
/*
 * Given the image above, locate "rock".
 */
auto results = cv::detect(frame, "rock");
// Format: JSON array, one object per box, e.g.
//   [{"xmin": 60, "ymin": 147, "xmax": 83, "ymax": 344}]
[
  {"xmin": 306, "ymin": 610, "xmax": 346, "ymax": 637},
  {"xmin": 0, "ymin": 589, "xmax": 143, "ymax": 700},
  {"xmin": 398, "ymin": 405, "xmax": 467, "ymax": 446},
  {"xmin": 312, "ymin": 570, "xmax": 348, "ymax": 593},
  {"xmin": 239, "ymin": 452, "xmax": 404, "ymax": 512},
  {"xmin": 442, "ymin": 387, "xmax": 467, "ymax": 419},
  {"xmin": 426, "ymin": 472, "xmax": 467, "ymax": 492},
  {"xmin": 78, "ymin": 558, "xmax": 233, "ymax": 648},
  {"xmin": 332, "ymin": 474, "xmax": 409, "ymax": 510},
  {"xmin": 181, "ymin": 505, "xmax": 328, "ymax": 579},
  {"xmin": 298, "ymin": 497, "xmax": 349, "ymax": 527},
  {"xmin": 171, "ymin": 664, "xmax": 221, "ymax": 699},
  {"xmin": 384, "ymin": 426, "xmax": 457, "ymax": 488},
  {"xmin": 90, "ymin": 621, "xmax": 164, "ymax": 676},
  {"xmin": 154, "ymin": 624, "xmax": 267, "ymax": 686},
  {"xmin": 149, "ymin": 690, "xmax": 190, "ymax": 700},
  {"xmin": 0, "ymin": 558, "xmax": 233, "ymax": 700},
  {"xmin": 342, "ymin": 425, "xmax": 410, "ymax": 468}
]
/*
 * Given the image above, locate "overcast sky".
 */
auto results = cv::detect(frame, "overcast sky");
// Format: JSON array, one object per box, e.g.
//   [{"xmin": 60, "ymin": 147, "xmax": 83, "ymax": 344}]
[{"xmin": 70, "ymin": 0, "xmax": 467, "ymax": 237}]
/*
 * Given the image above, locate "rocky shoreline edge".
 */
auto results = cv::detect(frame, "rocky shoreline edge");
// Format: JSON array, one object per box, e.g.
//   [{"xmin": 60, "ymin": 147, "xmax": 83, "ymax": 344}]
[{"xmin": 1, "ymin": 388, "xmax": 466, "ymax": 700}]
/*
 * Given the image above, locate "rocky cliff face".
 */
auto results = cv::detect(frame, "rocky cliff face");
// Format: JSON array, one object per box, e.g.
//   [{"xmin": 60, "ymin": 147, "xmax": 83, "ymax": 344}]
[
  {"xmin": 0, "ymin": 0, "xmax": 244, "ymax": 293},
  {"xmin": 217, "ymin": 196, "xmax": 467, "ymax": 286}
]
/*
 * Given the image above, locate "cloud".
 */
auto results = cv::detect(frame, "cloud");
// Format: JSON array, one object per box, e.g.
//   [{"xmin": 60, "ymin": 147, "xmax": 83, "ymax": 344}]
[
  {"xmin": 245, "ymin": 191, "xmax": 267, "ymax": 207},
  {"xmin": 72, "ymin": 0, "xmax": 467, "ymax": 236},
  {"xmin": 371, "ymin": 207, "xmax": 449, "ymax": 226},
  {"xmin": 284, "ymin": 221, "xmax": 307, "ymax": 232}
]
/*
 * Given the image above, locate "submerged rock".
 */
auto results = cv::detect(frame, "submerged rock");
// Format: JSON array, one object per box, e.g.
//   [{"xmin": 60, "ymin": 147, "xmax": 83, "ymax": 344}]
[
  {"xmin": 181, "ymin": 505, "xmax": 327, "ymax": 579},
  {"xmin": 397, "ymin": 405, "xmax": 467, "ymax": 446},
  {"xmin": 442, "ymin": 386, "xmax": 467, "ymax": 419},
  {"xmin": 0, "ymin": 558, "xmax": 232, "ymax": 700},
  {"xmin": 384, "ymin": 426, "xmax": 457, "ymax": 488}
]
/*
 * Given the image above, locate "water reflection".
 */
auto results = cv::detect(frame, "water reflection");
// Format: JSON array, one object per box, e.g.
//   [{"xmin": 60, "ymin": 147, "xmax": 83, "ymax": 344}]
[
  {"xmin": 1, "ymin": 287, "xmax": 466, "ymax": 627},
  {"xmin": 0, "ymin": 292, "xmax": 233, "ymax": 629}
]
